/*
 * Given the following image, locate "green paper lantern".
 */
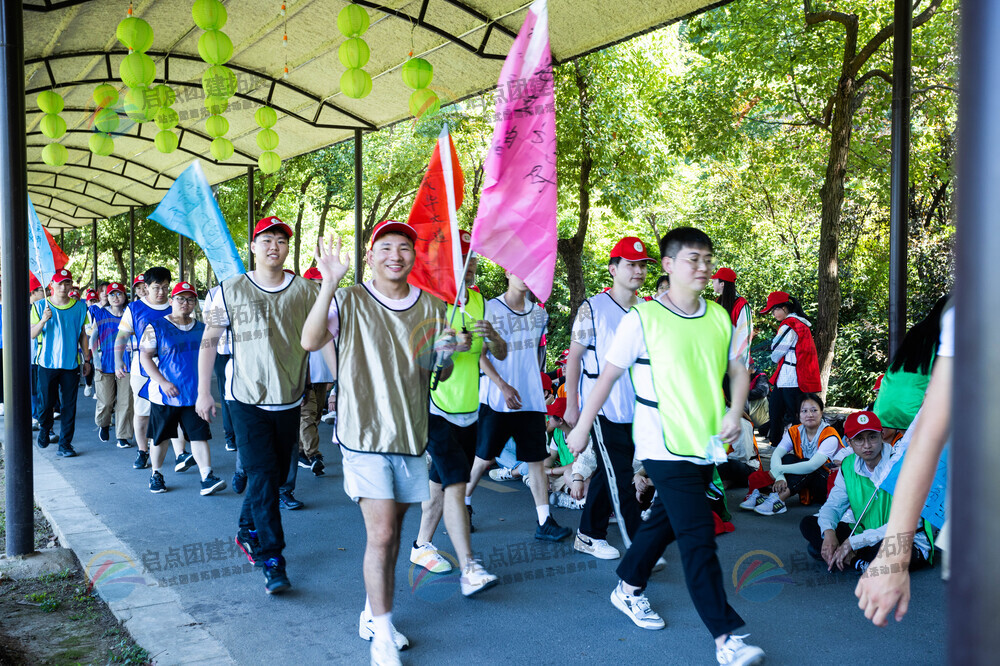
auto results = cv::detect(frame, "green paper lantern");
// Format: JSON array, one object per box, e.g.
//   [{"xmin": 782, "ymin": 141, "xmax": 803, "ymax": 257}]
[
  {"xmin": 205, "ymin": 114, "xmax": 229, "ymax": 138},
  {"xmin": 124, "ymin": 87, "xmax": 155, "ymax": 123},
  {"xmin": 120, "ymin": 52, "xmax": 156, "ymax": 88},
  {"xmin": 155, "ymin": 130, "xmax": 178, "ymax": 153},
  {"xmin": 40, "ymin": 114, "xmax": 66, "ymax": 139},
  {"xmin": 401, "ymin": 58, "xmax": 433, "ymax": 90},
  {"xmin": 42, "ymin": 143, "xmax": 68, "ymax": 166},
  {"xmin": 36, "ymin": 90, "xmax": 64, "ymax": 115},
  {"xmin": 254, "ymin": 106, "xmax": 277, "ymax": 128},
  {"xmin": 198, "ymin": 30, "xmax": 233, "ymax": 65},
  {"xmin": 409, "ymin": 88, "xmax": 440, "ymax": 118},
  {"xmin": 192, "ymin": 0, "xmax": 228, "ymax": 31},
  {"xmin": 256, "ymin": 128, "xmax": 279, "ymax": 151},
  {"xmin": 95, "ymin": 108, "xmax": 120, "ymax": 134},
  {"xmin": 338, "ymin": 38, "xmax": 370, "ymax": 69},
  {"xmin": 201, "ymin": 64, "xmax": 238, "ymax": 98},
  {"xmin": 93, "ymin": 84, "xmax": 119, "ymax": 108},
  {"xmin": 337, "ymin": 4, "xmax": 369, "ymax": 37},
  {"xmin": 116, "ymin": 16, "xmax": 154, "ymax": 53},
  {"xmin": 210, "ymin": 137, "xmax": 234, "ymax": 161},
  {"xmin": 89, "ymin": 132, "xmax": 115, "ymax": 156},
  {"xmin": 205, "ymin": 95, "xmax": 229, "ymax": 115},
  {"xmin": 340, "ymin": 68, "xmax": 372, "ymax": 99},
  {"xmin": 258, "ymin": 151, "xmax": 281, "ymax": 174},
  {"xmin": 151, "ymin": 84, "xmax": 175, "ymax": 108},
  {"xmin": 155, "ymin": 107, "xmax": 179, "ymax": 130}
]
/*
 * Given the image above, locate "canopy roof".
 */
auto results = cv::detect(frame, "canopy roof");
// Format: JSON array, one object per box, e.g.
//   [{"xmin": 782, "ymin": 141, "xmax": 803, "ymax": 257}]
[{"xmin": 24, "ymin": 0, "xmax": 725, "ymax": 229}]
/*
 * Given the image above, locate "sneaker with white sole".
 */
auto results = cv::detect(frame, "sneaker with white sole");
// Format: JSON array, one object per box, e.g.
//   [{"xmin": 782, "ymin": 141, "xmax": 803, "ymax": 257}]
[
  {"xmin": 550, "ymin": 491, "xmax": 584, "ymax": 510},
  {"xmin": 84, "ymin": 385, "xmax": 94, "ymax": 397},
  {"xmin": 652, "ymin": 556, "xmax": 667, "ymax": 573},
  {"xmin": 370, "ymin": 637, "xmax": 401, "ymax": 666},
  {"xmin": 174, "ymin": 451, "xmax": 196, "ymax": 473},
  {"xmin": 574, "ymin": 532, "xmax": 621, "ymax": 560},
  {"xmin": 409, "ymin": 541, "xmax": 453, "ymax": 573},
  {"xmin": 716, "ymin": 634, "xmax": 765, "ymax": 665},
  {"xmin": 739, "ymin": 489, "xmax": 764, "ymax": 511},
  {"xmin": 610, "ymin": 583, "xmax": 665, "ymax": 630},
  {"xmin": 460, "ymin": 559, "xmax": 498, "ymax": 597},
  {"xmin": 488, "ymin": 466, "xmax": 515, "ymax": 482},
  {"xmin": 754, "ymin": 492, "xmax": 787, "ymax": 516},
  {"xmin": 358, "ymin": 608, "xmax": 410, "ymax": 651}
]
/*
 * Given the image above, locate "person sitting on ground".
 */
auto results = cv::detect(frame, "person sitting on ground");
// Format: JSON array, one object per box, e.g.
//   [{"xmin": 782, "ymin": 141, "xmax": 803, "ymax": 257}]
[
  {"xmin": 544, "ymin": 396, "xmax": 585, "ymax": 509},
  {"xmin": 741, "ymin": 393, "xmax": 843, "ymax": 515},
  {"xmin": 800, "ymin": 410, "xmax": 934, "ymax": 573}
]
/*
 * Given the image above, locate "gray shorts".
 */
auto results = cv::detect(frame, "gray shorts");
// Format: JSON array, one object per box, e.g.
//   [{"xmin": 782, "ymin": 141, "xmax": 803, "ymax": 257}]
[{"xmin": 340, "ymin": 445, "xmax": 430, "ymax": 504}]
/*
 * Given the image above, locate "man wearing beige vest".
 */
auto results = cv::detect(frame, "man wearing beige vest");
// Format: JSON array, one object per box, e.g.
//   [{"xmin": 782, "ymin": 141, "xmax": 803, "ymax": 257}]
[
  {"xmin": 302, "ymin": 221, "xmax": 461, "ymax": 666},
  {"xmin": 196, "ymin": 217, "xmax": 318, "ymax": 596}
]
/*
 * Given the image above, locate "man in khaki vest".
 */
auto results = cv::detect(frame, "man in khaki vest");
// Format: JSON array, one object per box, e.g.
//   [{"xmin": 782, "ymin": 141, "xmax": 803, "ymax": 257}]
[
  {"xmin": 196, "ymin": 217, "xmax": 318, "ymax": 596},
  {"xmin": 302, "ymin": 221, "xmax": 461, "ymax": 666}
]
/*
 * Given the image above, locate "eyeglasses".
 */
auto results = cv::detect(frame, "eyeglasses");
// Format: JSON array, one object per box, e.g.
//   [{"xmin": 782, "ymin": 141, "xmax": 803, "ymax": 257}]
[
  {"xmin": 173, "ymin": 296, "xmax": 197, "ymax": 304},
  {"xmin": 671, "ymin": 254, "xmax": 715, "ymax": 271}
]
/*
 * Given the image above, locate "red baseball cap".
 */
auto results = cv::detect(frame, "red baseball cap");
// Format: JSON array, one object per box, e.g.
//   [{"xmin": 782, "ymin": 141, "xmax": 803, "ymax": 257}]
[
  {"xmin": 711, "ymin": 267, "xmax": 737, "ymax": 283},
  {"xmin": 68, "ymin": 290, "xmax": 80, "ymax": 298},
  {"xmin": 303, "ymin": 267, "xmax": 322, "ymax": 281},
  {"xmin": 85, "ymin": 289, "xmax": 98, "ymax": 301},
  {"xmin": 370, "ymin": 219, "xmax": 417, "ymax": 247},
  {"xmin": 51, "ymin": 268, "xmax": 73, "ymax": 283},
  {"xmin": 253, "ymin": 216, "xmax": 293, "ymax": 239},
  {"xmin": 540, "ymin": 372, "xmax": 553, "ymax": 393},
  {"xmin": 610, "ymin": 237, "xmax": 654, "ymax": 262},
  {"xmin": 459, "ymin": 230, "xmax": 472, "ymax": 256},
  {"xmin": 760, "ymin": 291, "xmax": 790, "ymax": 314},
  {"xmin": 29, "ymin": 273, "xmax": 42, "ymax": 292},
  {"xmin": 171, "ymin": 281, "xmax": 197, "ymax": 297},
  {"xmin": 844, "ymin": 411, "xmax": 882, "ymax": 439},
  {"xmin": 547, "ymin": 396, "xmax": 567, "ymax": 419},
  {"xmin": 106, "ymin": 282, "xmax": 125, "ymax": 295},
  {"xmin": 133, "ymin": 274, "xmax": 145, "ymax": 286}
]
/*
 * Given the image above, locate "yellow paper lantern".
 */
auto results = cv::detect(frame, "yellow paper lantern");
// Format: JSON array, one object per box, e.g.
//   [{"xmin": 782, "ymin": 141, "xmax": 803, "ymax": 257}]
[
  {"xmin": 95, "ymin": 108, "xmax": 120, "ymax": 134},
  {"xmin": 120, "ymin": 52, "xmax": 156, "ymax": 89},
  {"xmin": 337, "ymin": 4, "xmax": 370, "ymax": 37},
  {"xmin": 202, "ymin": 64, "xmax": 238, "ymax": 99},
  {"xmin": 198, "ymin": 30, "xmax": 234, "ymax": 65},
  {"xmin": 36, "ymin": 90, "xmax": 64, "ymax": 115},
  {"xmin": 205, "ymin": 96, "xmax": 229, "ymax": 115},
  {"xmin": 155, "ymin": 107, "xmax": 179, "ymax": 130},
  {"xmin": 401, "ymin": 58, "xmax": 433, "ymax": 90},
  {"xmin": 155, "ymin": 130, "xmax": 178, "ymax": 153},
  {"xmin": 89, "ymin": 133, "xmax": 115, "ymax": 156},
  {"xmin": 254, "ymin": 106, "xmax": 277, "ymax": 128},
  {"xmin": 40, "ymin": 114, "xmax": 66, "ymax": 139},
  {"xmin": 93, "ymin": 84, "xmax": 119, "ymax": 108},
  {"xmin": 258, "ymin": 151, "xmax": 281, "ymax": 174},
  {"xmin": 409, "ymin": 88, "xmax": 440, "ymax": 118},
  {"xmin": 256, "ymin": 128, "xmax": 279, "ymax": 151},
  {"xmin": 338, "ymin": 38, "xmax": 370, "ymax": 69},
  {"xmin": 210, "ymin": 137, "xmax": 234, "ymax": 161},
  {"xmin": 116, "ymin": 16, "xmax": 154, "ymax": 53},
  {"xmin": 205, "ymin": 114, "xmax": 229, "ymax": 138},
  {"xmin": 192, "ymin": 0, "xmax": 228, "ymax": 31},
  {"xmin": 42, "ymin": 143, "xmax": 68, "ymax": 166},
  {"xmin": 340, "ymin": 68, "xmax": 372, "ymax": 99}
]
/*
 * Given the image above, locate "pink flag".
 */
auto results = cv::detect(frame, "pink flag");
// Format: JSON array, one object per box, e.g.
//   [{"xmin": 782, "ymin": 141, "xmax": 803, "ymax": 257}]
[{"xmin": 470, "ymin": 0, "xmax": 557, "ymax": 302}]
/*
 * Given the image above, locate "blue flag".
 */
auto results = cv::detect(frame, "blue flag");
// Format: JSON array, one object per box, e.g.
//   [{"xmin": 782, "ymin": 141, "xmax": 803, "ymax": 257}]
[
  {"xmin": 149, "ymin": 161, "xmax": 245, "ymax": 282},
  {"xmin": 27, "ymin": 195, "xmax": 56, "ymax": 287},
  {"xmin": 880, "ymin": 443, "xmax": 949, "ymax": 529}
]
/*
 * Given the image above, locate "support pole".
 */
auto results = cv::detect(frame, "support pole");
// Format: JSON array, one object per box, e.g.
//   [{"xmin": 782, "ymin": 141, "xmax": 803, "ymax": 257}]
[
  {"xmin": 178, "ymin": 235, "xmax": 186, "ymax": 284},
  {"xmin": 129, "ymin": 206, "xmax": 135, "ymax": 286},
  {"xmin": 888, "ymin": 0, "xmax": 912, "ymax": 357},
  {"xmin": 0, "ymin": 0, "xmax": 34, "ymax": 557},
  {"xmin": 354, "ymin": 129, "xmax": 363, "ymax": 284},
  {"xmin": 91, "ymin": 219, "xmax": 98, "ymax": 289},
  {"xmin": 952, "ymin": 3, "xmax": 1000, "ymax": 663},
  {"xmin": 247, "ymin": 167, "xmax": 254, "ymax": 270}
]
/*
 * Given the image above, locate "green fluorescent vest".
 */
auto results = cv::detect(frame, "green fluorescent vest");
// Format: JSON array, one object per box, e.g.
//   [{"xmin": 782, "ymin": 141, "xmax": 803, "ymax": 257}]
[
  {"xmin": 221, "ymin": 274, "xmax": 318, "ymax": 406},
  {"xmin": 632, "ymin": 300, "xmax": 731, "ymax": 459},
  {"xmin": 430, "ymin": 288, "xmax": 484, "ymax": 415}
]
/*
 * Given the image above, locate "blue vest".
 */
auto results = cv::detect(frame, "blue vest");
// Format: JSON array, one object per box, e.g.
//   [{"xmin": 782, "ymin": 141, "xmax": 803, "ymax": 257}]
[
  {"xmin": 129, "ymin": 299, "xmax": 170, "ymax": 377},
  {"xmin": 144, "ymin": 318, "xmax": 205, "ymax": 407},
  {"xmin": 92, "ymin": 307, "xmax": 127, "ymax": 374},
  {"xmin": 33, "ymin": 299, "xmax": 88, "ymax": 370}
]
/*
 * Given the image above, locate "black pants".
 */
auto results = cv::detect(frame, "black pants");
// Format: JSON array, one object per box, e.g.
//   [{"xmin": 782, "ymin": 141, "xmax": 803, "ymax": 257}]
[
  {"xmin": 579, "ymin": 417, "xmax": 641, "ymax": 541},
  {"xmin": 38, "ymin": 367, "xmax": 81, "ymax": 448},
  {"xmin": 616, "ymin": 460, "xmax": 744, "ymax": 639},
  {"xmin": 768, "ymin": 386, "xmax": 803, "ymax": 446},
  {"xmin": 799, "ymin": 515, "xmax": 931, "ymax": 570},
  {"xmin": 213, "ymin": 353, "xmax": 236, "ymax": 450},
  {"xmin": 231, "ymin": 400, "xmax": 300, "ymax": 562},
  {"xmin": 780, "ymin": 454, "xmax": 829, "ymax": 500}
]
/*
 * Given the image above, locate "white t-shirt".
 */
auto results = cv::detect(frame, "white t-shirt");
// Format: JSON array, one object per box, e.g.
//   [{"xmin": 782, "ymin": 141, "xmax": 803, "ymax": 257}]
[
  {"xmin": 204, "ymin": 272, "xmax": 301, "ymax": 410},
  {"xmin": 605, "ymin": 293, "xmax": 740, "ymax": 463},
  {"xmin": 937, "ymin": 307, "xmax": 954, "ymax": 358},
  {"xmin": 119, "ymin": 298, "xmax": 170, "ymax": 335},
  {"xmin": 479, "ymin": 295, "xmax": 548, "ymax": 414}
]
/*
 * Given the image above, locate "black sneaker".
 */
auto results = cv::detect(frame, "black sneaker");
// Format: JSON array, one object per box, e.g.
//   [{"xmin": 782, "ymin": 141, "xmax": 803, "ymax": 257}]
[
  {"xmin": 116, "ymin": 438, "xmax": 133, "ymax": 449},
  {"xmin": 149, "ymin": 471, "xmax": 166, "ymax": 494},
  {"xmin": 225, "ymin": 439, "xmax": 237, "ymax": 452},
  {"xmin": 235, "ymin": 531, "xmax": 263, "ymax": 567},
  {"xmin": 174, "ymin": 451, "xmax": 196, "ymax": 473},
  {"xmin": 57, "ymin": 444, "xmax": 78, "ymax": 458},
  {"xmin": 200, "ymin": 473, "xmax": 227, "ymax": 496},
  {"xmin": 297, "ymin": 453, "xmax": 312, "ymax": 470},
  {"xmin": 467, "ymin": 504, "xmax": 476, "ymax": 533},
  {"xmin": 310, "ymin": 454, "xmax": 325, "ymax": 477},
  {"xmin": 37, "ymin": 430, "xmax": 51, "ymax": 449},
  {"xmin": 232, "ymin": 471, "xmax": 247, "ymax": 494},
  {"xmin": 133, "ymin": 450, "xmax": 150, "ymax": 470},
  {"xmin": 279, "ymin": 491, "xmax": 303, "ymax": 510},
  {"xmin": 535, "ymin": 516, "xmax": 572, "ymax": 542},
  {"xmin": 48, "ymin": 432, "xmax": 59, "ymax": 443},
  {"xmin": 98, "ymin": 426, "xmax": 111, "ymax": 442},
  {"xmin": 263, "ymin": 557, "xmax": 291, "ymax": 594}
]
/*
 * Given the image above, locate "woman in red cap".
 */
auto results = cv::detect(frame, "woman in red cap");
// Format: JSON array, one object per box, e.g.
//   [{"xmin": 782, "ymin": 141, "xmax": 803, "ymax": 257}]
[
  {"xmin": 711, "ymin": 267, "xmax": 752, "ymax": 369},
  {"xmin": 760, "ymin": 291, "xmax": 822, "ymax": 449}
]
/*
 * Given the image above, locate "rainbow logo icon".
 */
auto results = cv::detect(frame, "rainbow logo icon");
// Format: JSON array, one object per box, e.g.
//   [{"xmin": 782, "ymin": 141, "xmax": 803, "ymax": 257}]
[
  {"xmin": 731, "ymin": 550, "xmax": 796, "ymax": 602},
  {"xmin": 84, "ymin": 551, "xmax": 148, "ymax": 603},
  {"xmin": 408, "ymin": 552, "xmax": 461, "ymax": 603}
]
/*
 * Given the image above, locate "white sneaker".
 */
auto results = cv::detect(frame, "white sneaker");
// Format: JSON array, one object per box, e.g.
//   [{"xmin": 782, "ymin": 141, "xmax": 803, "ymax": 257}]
[
  {"xmin": 358, "ymin": 609, "xmax": 409, "ymax": 651},
  {"xmin": 32, "ymin": 418, "xmax": 40, "ymax": 431},
  {"xmin": 550, "ymin": 491, "xmax": 583, "ymax": 510},
  {"xmin": 370, "ymin": 637, "xmax": 401, "ymax": 666},
  {"xmin": 460, "ymin": 559, "xmax": 498, "ymax": 597},
  {"xmin": 739, "ymin": 489, "xmax": 763, "ymax": 511},
  {"xmin": 574, "ymin": 532, "xmax": 621, "ymax": 560},
  {"xmin": 489, "ymin": 467, "xmax": 515, "ymax": 482},
  {"xmin": 320, "ymin": 411, "xmax": 336, "ymax": 424},
  {"xmin": 641, "ymin": 508, "xmax": 652, "ymax": 521},
  {"xmin": 83, "ymin": 385, "xmax": 93, "ymax": 397},
  {"xmin": 716, "ymin": 634, "xmax": 765, "ymax": 665},
  {"xmin": 409, "ymin": 541, "xmax": 453, "ymax": 573},
  {"xmin": 652, "ymin": 556, "xmax": 667, "ymax": 573},
  {"xmin": 0, "ymin": 404, "xmax": 5, "ymax": 416},
  {"xmin": 754, "ymin": 493, "xmax": 787, "ymax": 516},
  {"xmin": 610, "ymin": 583, "xmax": 665, "ymax": 630}
]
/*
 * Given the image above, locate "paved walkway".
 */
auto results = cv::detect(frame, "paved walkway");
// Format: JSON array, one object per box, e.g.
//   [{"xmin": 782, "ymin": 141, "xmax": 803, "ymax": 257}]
[{"xmin": 7, "ymin": 392, "xmax": 945, "ymax": 665}]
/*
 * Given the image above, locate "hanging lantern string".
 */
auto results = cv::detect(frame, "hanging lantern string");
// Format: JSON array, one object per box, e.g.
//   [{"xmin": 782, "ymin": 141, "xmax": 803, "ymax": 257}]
[{"xmin": 282, "ymin": 2, "xmax": 289, "ymax": 79}]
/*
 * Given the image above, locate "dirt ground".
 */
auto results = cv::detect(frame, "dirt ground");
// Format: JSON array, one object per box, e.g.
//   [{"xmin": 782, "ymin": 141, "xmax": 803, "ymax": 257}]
[{"xmin": 0, "ymin": 453, "xmax": 150, "ymax": 665}]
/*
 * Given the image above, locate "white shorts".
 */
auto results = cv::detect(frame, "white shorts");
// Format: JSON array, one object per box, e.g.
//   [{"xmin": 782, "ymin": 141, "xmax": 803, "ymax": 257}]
[
  {"xmin": 130, "ymin": 371, "xmax": 151, "ymax": 417},
  {"xmin": 340, "ymin": 445, "xmax": 430, "ymax": 504}
]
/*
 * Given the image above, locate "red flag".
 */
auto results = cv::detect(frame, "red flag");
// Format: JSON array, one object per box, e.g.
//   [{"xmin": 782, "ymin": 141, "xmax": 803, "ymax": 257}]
[
  {"xmin": 29, "ymin": 228, "xmax": 68, "ymax": 285},
  {"xmin": 407, "ymin": 128, "xmax": 465, "ymax": 303}
]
